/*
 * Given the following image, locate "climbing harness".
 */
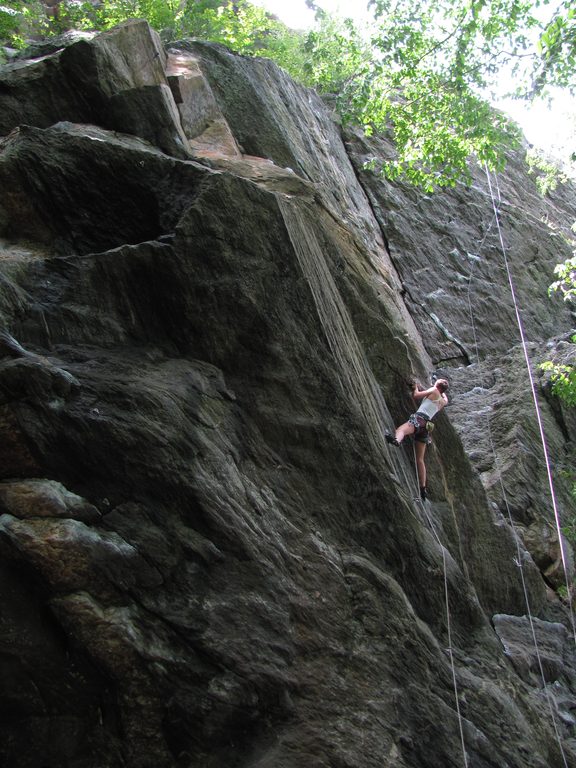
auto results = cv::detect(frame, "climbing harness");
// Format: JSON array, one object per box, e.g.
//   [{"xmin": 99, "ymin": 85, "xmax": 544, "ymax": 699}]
[{"xmin": 407, "ymin": 412, "xmax": 433, "ymax": 442}]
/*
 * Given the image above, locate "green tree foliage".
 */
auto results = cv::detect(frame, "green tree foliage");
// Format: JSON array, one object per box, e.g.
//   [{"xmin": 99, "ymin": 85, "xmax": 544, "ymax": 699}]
[
  {"xmin": 0, "ymin": 1, "xmax": 51, "ymax": 46},
  {"xmin": 526, "ymin": 147, "xmax": 568, "ymax": 194},
  {"xmin": 549, "ymin": 254, "xmax": 576, "ymax": 303},
  {"xmin": 349, "ymin": 0, "xmax": 576, "ymax": 187},
  {"xmin": 534, "ymin": 0, "xmax": 576, "ymax": 94},
  {"xmin": 0, "ymin": 3, "xmax": 21, "ymax": 43},
  {"xmin": 541, "ymin": 255, "xmax": 576, "ymax": 407},
  {"xmin": 539, "ymin": 253, "xmax": 576, "ymax": 524},
  {"xmin": 541, "ymin": 360, "xmax": 576, "ymax": 406}
]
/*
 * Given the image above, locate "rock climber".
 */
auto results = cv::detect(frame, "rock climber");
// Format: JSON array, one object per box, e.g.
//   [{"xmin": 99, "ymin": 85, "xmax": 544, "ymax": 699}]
[{"xmin": 386, "ymin": 377, "xmax": 449, "ymax": 501}]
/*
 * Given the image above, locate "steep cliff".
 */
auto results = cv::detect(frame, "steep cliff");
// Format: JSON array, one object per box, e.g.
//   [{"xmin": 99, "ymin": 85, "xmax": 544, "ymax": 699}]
[{"xmin": 0, "ymin": 20, "xmax": 575, "ymax": 768}]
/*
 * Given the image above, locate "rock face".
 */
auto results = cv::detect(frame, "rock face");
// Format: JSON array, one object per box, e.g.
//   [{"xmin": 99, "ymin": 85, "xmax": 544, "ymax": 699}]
[
  {"xmin": 344, "ymin": 128, "xmax": 576, "ymax": 366},
  {"xmin": 0, "ymin": 19, "xmax": 575, "ymax": 768}
]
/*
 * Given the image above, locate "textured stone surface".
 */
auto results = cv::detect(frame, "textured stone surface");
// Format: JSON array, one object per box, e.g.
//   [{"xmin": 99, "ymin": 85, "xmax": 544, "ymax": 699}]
[
  {"xmin": 0, "ymin": 19, "xmax": 574, "ymax": 768},
  {"xmin": 0, "ymin": 21, "xmax": 188, "ymax": 158},
  {"xmin": 493, "ymin": 613, "xmax": 576, "ymax": 688},
  {"xmin": 345, "ymin": 127, "xmax": 576, "ymax": 366},
  {"xmin": 443, "ymin": 340, "xmax": 576, "ymax": 590}
]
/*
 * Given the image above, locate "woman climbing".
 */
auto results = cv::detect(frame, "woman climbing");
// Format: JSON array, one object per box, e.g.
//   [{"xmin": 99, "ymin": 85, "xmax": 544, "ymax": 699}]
[{"xmin": 386, "ymin": 378, "xmax": 449, "ymax": 501}]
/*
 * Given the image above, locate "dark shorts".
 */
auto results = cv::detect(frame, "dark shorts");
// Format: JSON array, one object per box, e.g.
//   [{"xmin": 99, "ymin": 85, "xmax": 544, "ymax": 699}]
[{"xmin": 409, "ymin": 414, "xmax": 431, "ymax": 444}]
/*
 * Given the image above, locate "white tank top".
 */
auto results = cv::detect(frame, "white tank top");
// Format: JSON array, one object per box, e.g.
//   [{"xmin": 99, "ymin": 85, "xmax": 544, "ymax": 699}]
[{"xmin": 417, "ymin": 396, "xmax": 442, "ymax": 420}]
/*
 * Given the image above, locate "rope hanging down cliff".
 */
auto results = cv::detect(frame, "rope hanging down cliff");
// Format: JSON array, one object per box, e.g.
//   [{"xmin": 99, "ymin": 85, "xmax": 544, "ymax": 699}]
[
  {"xmin": 462, "ymin": 166, "xmax": 573, "ymax": 768},
  {"xmin": 279, "ymin": 194, "xmax": 471, "ymax": 768},
  {"xmin": 412, "ymin": 441, "xmax": 470, "ymax": 768},
  {"xmin": 385, "ymin": 165, "xmax": 574, "ymax": 768},
  {"xmin": 385, "ymin": 380, "xmax": 469, "ymax": 767},
  {"xmin": 484, "ymin": 167, "xmax": 576, "ymax": 646}
]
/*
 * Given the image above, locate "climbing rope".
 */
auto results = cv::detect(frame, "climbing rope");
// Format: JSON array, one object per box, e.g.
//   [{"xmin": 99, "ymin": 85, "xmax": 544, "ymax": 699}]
[
  {"xmin": 382, "ymin": 394, "xmax": 469, "ymax": 765},
  {"xmin": 460, "ymin": 166, "xmax": 573, "ymax": 767},
  {"xmin": 387, "ymin": 162, "xmax": 573, "ymax": 767},
  {"xmin": 484, "ymin": 167, "xmax": 576, "ymax": 646},
  {"xmin": 411, "ymin": 442, "xmax": 470, "ymax": 768}
]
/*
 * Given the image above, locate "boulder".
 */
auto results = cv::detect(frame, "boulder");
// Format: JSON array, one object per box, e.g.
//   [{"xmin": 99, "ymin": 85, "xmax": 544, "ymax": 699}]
[{"xmin": 0, "ymin": 20, "xmax": 189, "ymax": 158}]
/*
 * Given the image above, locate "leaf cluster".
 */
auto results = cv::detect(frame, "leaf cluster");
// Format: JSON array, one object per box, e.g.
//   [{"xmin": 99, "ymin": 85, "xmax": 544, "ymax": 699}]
[
  {"xmin": 541, "ymin": 359, "xmax": 576, "ymax": 406},
  {"xmin": 549, "ymin": 255, "xmax": 576, "ymax": 302},
  {"xmin": 540, "ymin": 257, "xmax": 576, "ymax": 417},
  {"xmin": 0, "ymin": 1, "xmax": 52, "ymax": 48},
  {"xmin": 526, "ymin": 146, "xmax": 568, "ymax": 194},
  {"xmin": 534, "ymin": 0, "xmax": 576, "ymax": 94}
]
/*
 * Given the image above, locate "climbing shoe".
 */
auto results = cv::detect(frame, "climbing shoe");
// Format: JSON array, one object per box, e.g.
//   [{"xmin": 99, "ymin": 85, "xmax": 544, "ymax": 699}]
[
  {"xmin": 420, "ymin": 487, "xmax": 428, "ymax": 501},
  {"xmin": 385, "ymin": 433, "xmax": 400, "ymax": 447}
]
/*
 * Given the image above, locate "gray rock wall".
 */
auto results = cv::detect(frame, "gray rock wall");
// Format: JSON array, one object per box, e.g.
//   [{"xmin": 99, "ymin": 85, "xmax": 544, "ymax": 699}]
[
  {"xmin": 345, "ymin": 128, "xmax": 575, "ymax": 365},
  {"xmin": 0, "ymin": 19, "xmax": 575, "ymax": 768},
  {"xmin": 343, "ymin": 125, "xmax": 576, "ymax": 601}
]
